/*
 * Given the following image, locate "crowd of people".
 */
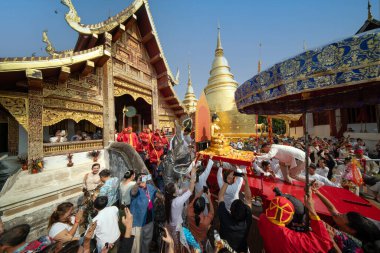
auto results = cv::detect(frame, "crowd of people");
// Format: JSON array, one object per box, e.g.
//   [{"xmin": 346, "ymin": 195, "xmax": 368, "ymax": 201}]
[
  {"xmin": 49, "ymin": 129, "xmax": 103, "ymax": 143},
  {"xmin": 1, "ymin": 128, "xmax": 380, "ymax": 253}
]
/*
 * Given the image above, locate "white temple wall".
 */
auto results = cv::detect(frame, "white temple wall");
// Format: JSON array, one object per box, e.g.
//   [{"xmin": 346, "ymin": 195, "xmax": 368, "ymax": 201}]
[
  {"xmin": 289, "ymin": 127, "xmax": 304, "ymax": 139},
  {"xmin": 312, "ymin": 125, "xmax": 330, "ymax": 138},
  {"xmin": 347, "ymin": 123, "xmax": 378, "ymax": 134}
]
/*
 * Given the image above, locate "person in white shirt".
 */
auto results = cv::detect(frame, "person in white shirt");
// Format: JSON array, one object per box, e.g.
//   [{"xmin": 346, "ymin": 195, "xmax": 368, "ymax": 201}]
[
  {"xmin": 298, "ymin": 163, "xmax": 339, "ymax": 187},
  {"xmin": 195, "ymin": 156, "xmax": 214, "ymax": 194},
  {"xmin": 83, "ymin": 163, "xmax": 102, "ymax": 191},
  {"xmin": 258, "ymin": 160, "xmax": 284, "ymax": 180},
  {"xmin": 119, "ymin": 170, "xmax": 136, "ymax": 208},
  {"xmin": 217, "ymin": 164, "xmax": 244, "ymax": 211},
  {"xmin": 48, "ymin": 202, "xmax": 83, "ymax": 243},
  {"xmin": 316, "ymin": 159, "xmax": 329, "ymax": 178},
  {"xmin": 91, "ymin": 196, "xmax": 120, "ymax": 252},
  {"xmin": 256, "ymin": 143, "xmax": 306, "ymax": 184},
  {"xmin": 164, "ymin": 165, "xmax": 197, "ymax": 252}
]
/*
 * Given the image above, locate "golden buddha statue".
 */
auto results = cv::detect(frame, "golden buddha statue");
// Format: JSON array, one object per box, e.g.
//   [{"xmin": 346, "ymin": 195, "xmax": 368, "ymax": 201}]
[{"xmin": 209, "ymin": 113, "xmax": 231, "ymax": 156}]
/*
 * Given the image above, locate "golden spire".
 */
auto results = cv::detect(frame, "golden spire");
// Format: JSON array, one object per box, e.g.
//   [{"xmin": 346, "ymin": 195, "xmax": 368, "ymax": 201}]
[
  {"xmin": 186, "ymin": 64, "xmax": 194, "ymax": 93},
  {"xmin": 204, "ymin": 26, "xmax": 238, "ymax": 112},
  {"xmin": 183, "ymin": 64, "xmax": 197, "ymax": 114},
  {"xmin": 215, "ymin": 24, "xmax": 224, "ymax": 57},
  {"xmin": 368, "ymin": 0, "xmax": 373, "ymax": 20}
]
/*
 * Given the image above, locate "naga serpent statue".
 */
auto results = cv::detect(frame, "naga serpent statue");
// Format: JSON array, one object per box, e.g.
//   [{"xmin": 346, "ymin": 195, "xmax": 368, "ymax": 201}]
[{"xmin": 162, "ymin": 118, "xmax": 194, "ymax": 185}]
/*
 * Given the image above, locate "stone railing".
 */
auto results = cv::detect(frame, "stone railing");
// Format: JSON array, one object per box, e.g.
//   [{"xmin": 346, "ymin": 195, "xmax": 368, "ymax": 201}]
[{"xmin": 43, "ymin": 140, "xmax": 103, "ymax": 156}]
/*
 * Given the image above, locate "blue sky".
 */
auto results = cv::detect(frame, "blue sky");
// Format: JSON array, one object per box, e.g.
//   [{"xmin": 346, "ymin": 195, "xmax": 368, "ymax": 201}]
[{"xmin": 0, "ymin": 0, "xmax": 378, "ymax": 100}]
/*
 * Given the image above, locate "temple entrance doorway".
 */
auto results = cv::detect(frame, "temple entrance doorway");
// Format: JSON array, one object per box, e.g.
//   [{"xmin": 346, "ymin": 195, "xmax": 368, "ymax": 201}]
[{"xmin": 114, "ymin": 94, "xmax": 152, "ymax": 134}]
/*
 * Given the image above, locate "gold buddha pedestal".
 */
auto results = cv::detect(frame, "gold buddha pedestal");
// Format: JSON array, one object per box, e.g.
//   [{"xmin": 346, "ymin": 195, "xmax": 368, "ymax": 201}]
[{"xmin": 208, "ymin": 134, "xmax": 231, "ymax": 156}]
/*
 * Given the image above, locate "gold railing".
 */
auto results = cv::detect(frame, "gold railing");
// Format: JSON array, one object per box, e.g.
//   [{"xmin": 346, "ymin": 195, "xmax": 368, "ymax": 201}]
[{"xmin": 43, "ymin": 140, "xmax": 103, "ymax": 156}]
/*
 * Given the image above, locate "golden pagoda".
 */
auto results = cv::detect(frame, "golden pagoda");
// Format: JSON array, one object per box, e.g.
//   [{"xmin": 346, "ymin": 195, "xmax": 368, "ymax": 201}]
[
  {"xmin": 204, "ymin": 27, "xmax": 239, "ymax": 112},
  {"xmin": 182, "ymin": 65, "xmax": 198, "ymax": 114},
  {"xmin": 203, "ymin": 27, "xmax": 258, "ymax": 138}
]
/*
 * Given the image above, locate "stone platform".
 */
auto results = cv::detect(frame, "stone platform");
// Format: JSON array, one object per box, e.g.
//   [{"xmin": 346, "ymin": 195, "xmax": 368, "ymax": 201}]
[{"xmin": 0, "ymin": 150, "xmax": 105, "ymax": 240}]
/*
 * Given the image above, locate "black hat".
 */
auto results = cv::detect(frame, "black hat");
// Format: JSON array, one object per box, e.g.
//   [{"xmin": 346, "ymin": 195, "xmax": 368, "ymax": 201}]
[{"xmin": 309, "ymin": 163, "xmax": 317, "ymax": 169}]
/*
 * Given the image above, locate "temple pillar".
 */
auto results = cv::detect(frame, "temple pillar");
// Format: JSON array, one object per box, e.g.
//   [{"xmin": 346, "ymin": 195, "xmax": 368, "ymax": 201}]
[
  {"xmin": 102, "ymin": 32, "xmax": 115, "ymax": 145},
  {"xmin": 151, "ymin": 78, "xmax": 159, "ymax": 130},
  {"xmin": 26, "ymin": 69, "xmax": 43, "ymax": 169},
  {"xmin": 7, "ymin": 116, "xmax": 19, "ymax": 156},
  {"xmin": 328, "ymin": 110, "xmax": 337, "ymax": 137},
  {"xmin": 285, "ymin": 120, "xmax": 290, "ymax": 136}
]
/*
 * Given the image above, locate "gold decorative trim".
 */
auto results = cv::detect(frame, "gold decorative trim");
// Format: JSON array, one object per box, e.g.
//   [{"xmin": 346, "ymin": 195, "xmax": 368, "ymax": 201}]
[
  {"xmin": 43, "ymin": 108, "xmax": 103, "ymax": 128},
  {"xmin": 237, "ymin": 61, "xmax": 380, "ymax": 104},
  {"xmin": 61, "ymin": 0, "xmax": 143, "ymax": 35},
  {"xmin": 44, "ymin": 97, "xmax": 103, "ymax": 113},
  {"xmin": 0, "ymin": 46, "xmax": 104, "ymax": 72},
  {"xmin": 159, "ymin": 120, "xmax": 174, "ymax": 129},
  {"xmin": 239, "ymin": 76, "xmax": 380, "ymax": 109},
  {"xmin": 0, "ymin": 96, "xmax": 28, "ymax": 131},
  {"xmin": 114, "ymin": 78, "xmax": 152, "ymax": 104},
  {"xmin": 114, "ymin": 86, "xmax": 152, "ymax": 105},
  {"xmin": 43, "ymin": 140, "xmax": 103, "ymax": 156}
]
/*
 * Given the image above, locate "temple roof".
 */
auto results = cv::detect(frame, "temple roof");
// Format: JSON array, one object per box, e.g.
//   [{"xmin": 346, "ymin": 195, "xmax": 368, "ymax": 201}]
[
  {"xmin": 60, "ymin": 0, "xmax": 184, "ymax": 116},
  {"xmin": 357, "ymin": 0, "xmax": 380, "ymax": 34},
  {"xmin": 0, "ymin": 45, "xmax": 109, "ymax": 90},
  {"xmin": 62, "ymin": 0, "xmax": 178, "ymax": 86}
]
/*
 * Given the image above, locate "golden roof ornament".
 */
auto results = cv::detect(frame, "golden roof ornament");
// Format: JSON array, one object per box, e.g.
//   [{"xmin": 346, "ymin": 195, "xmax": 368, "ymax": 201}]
[
  {"xmin": 368, "ymin": 0, "xmax": 373, "ymax": 21},
  {"xmin": 42, "ymin": 30, "xmax": 59, "ymax": 56}
]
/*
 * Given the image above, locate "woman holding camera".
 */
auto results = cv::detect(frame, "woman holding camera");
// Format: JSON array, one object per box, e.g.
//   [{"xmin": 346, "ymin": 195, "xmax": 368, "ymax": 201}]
[{"xmin": 47, "ymin": 202, "xmax": 83, "ymax": 243}]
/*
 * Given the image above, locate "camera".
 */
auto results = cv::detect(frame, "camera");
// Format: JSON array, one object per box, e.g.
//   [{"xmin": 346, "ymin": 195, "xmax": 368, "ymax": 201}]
[{"xmin": 203, "ymin": 185, "xmax": 208, "ymax": 194}]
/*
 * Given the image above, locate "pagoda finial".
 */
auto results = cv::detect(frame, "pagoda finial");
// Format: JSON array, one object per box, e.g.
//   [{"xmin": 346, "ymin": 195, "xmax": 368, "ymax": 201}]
[
  {"xmin": 187, "ymin": 64, "xmax": 192, "ymax": 86},
  {"xmin": 258, "ymin": 42, "xmax": 262, "ymax": 73},
  {"xmin": 368, "ymin": 0, "xmax": 373, "ymax": 20},
  {"xmin": 215, "ymin": 24, "xmax": 224, "ymax": 56}
]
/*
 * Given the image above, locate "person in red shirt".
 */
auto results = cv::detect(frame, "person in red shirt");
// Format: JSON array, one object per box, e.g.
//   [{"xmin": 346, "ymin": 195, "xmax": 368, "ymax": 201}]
[
  {"xmin": 149, "ymin": 141, "xmax": 164, "ymax": 176},
  {"xmin": 258, "ymin": 191, "xmax": 333, "ymax": 253},
  {"xmin": 139, "ymin": 129, "xmax": 150, "ymax": 152},
  {"xmin": 160, "ymin": 130, "xmax": 169, "ymax": 153},
  {"xmin": 116, "ymin": 127, "xmax": 139, "ymax": 149}
]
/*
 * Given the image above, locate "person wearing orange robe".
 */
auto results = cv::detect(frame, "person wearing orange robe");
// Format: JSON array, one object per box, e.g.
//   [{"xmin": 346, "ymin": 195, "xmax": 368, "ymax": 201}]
[
  {"xmin": 258, "ymin": 194, "xmax": 333, "ymax": 253},
  {"xmin": 116, "ymin": 127, "xmax": 139, "ymax": 149}
]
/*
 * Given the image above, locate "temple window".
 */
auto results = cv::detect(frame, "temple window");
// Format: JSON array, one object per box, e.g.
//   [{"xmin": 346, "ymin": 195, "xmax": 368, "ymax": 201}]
[{"xmin": 43, "ymin": 119, "xmax": 103, "ymax": 156}]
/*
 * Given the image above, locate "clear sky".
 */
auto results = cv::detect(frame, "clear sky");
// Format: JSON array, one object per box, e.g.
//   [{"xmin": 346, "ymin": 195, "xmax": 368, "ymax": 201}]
[{"xmin": 0, "ymin": 0, "xmax": 379, "ymax": 100}]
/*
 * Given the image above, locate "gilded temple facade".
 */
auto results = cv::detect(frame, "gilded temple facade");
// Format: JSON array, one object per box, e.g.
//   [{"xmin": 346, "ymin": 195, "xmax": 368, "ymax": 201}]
[
  {"xmin": 0, "ymin": 0, "xmax": 185, "ymax": 237},
  {"xmin": 0, "ymin": 0, "xmax": 184, "ymax": 161}
]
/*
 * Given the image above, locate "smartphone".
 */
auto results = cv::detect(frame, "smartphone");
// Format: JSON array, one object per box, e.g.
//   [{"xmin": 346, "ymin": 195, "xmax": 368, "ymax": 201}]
[
  {"xmin": 105, "ymin": 243, "xmax": 109, "ymax": 249},
  {"xmin": 141, "ymin": 174, "xmax": 152, "ymax": 182},
  {"xmin": 203, "ymin": 185, "xmax": 208, "ymax": 194},
  {"xmin": 233, "ymin": 171, "xmax": 244, "ymax": 177}
]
